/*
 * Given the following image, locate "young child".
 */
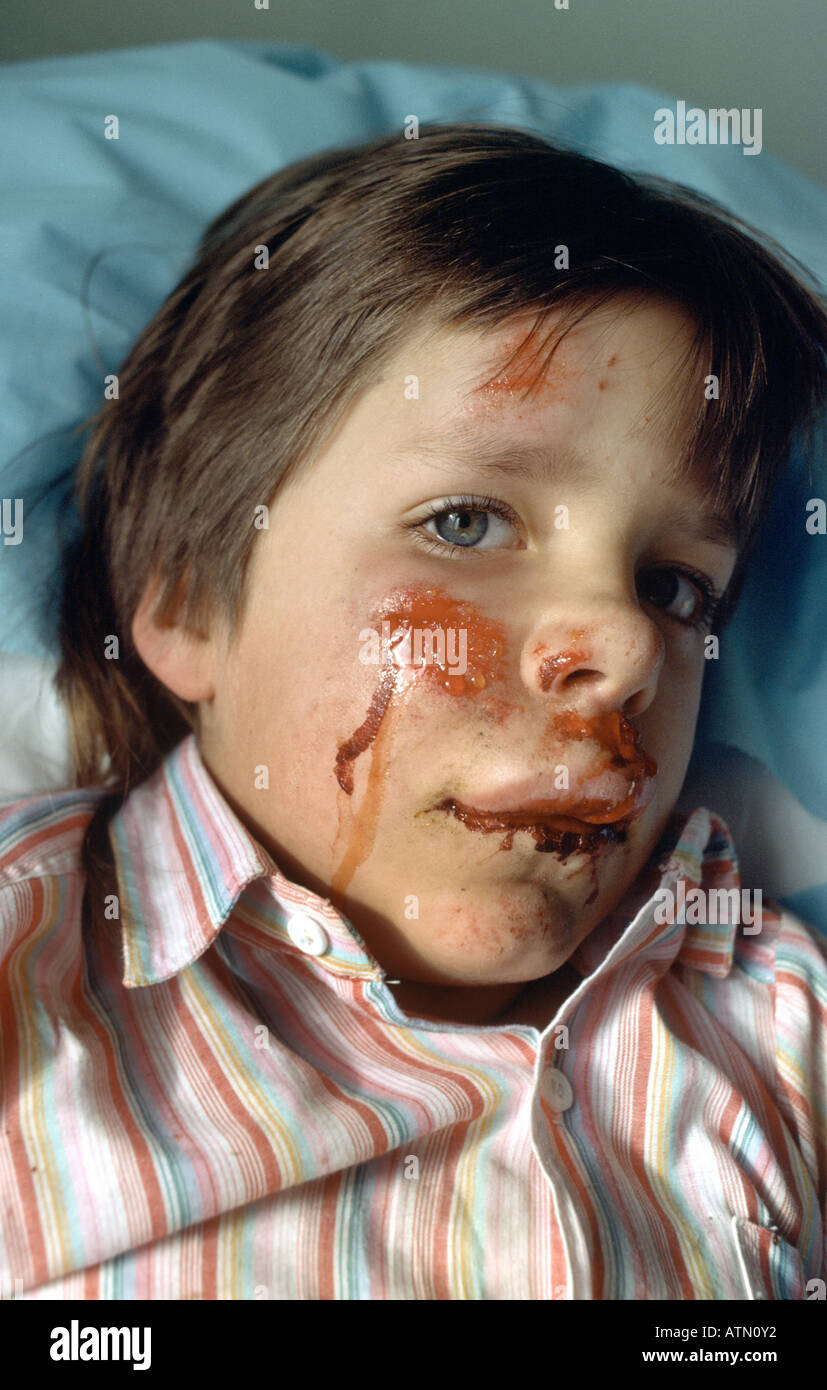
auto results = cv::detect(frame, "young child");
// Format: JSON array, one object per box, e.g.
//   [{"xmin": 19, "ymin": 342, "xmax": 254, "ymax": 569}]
[{"xmin": 1, "ymin": 123, "xmax": 825, "ymax": 1302}]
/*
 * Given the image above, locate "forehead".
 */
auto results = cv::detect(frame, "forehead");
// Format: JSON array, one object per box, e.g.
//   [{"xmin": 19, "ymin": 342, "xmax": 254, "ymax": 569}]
[
  {"xmin": 410, "ymin": 293, "xmax": 695, "ymax": 381},
  {"xmin": 377, "ymin": 296, "xmax": 698, "ymax": 470},
  {"xmin": 389, "ymin": 295, "xmax": 699, "ymax": 442},
  {"xmin": 368, "ymin": 297, "xmax": 736, "ymax": 547}
]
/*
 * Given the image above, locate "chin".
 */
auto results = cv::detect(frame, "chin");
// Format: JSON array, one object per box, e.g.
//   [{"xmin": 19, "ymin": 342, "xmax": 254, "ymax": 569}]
[{"xmin": 408, "ymin": 881, "xmax": 579, "ymax": 981}]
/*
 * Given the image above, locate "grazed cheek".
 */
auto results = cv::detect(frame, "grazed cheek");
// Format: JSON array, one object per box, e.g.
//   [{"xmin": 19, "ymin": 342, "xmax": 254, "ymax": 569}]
[
  {"xmin": 330, "ymin": 584, "xmax": 509, "ymax": 894},
  {"xmin": 335, "ymin": 584, "xmax": 509, "ymax": 793}
]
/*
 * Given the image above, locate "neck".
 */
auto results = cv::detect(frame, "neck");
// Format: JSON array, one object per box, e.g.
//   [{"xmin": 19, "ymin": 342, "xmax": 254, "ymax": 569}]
[{"xmin": 386, "ymin": 964, "xmax": 579, "ymax": 1027}]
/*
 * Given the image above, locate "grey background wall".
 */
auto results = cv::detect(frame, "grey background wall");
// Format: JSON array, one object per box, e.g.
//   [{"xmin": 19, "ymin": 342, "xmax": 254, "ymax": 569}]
[{"xmin": 1, "ymin": 0, "xmax": 824, "ymax": 187}]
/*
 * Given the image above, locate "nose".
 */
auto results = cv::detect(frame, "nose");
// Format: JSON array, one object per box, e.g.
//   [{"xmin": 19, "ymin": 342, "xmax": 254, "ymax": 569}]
[{"xmin": 521, "ymin": 605, "xmax": 665, "ymax": 721}]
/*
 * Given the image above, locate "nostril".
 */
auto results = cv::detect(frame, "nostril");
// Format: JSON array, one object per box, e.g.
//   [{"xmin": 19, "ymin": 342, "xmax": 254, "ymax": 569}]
[
  {"xmin": 557, "ymin": 668, "xmax": 604, "ymax": 698},
  {"xmin": 538, "ymin": 647, "xmax": 592, "ymax": 691},
  {"xmin": 564, "ymin": 669, "xmax": 601, "ymax": 684}
]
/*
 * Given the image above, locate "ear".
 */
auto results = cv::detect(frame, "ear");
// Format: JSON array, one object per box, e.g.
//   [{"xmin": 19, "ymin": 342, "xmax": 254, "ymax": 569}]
[{"xmin": 131, "ymin": 574, "xmax": 218, "ymax": 703}]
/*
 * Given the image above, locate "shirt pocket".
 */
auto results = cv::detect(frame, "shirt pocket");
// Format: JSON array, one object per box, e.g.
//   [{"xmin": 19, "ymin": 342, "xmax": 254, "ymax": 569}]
[{"xmin": 729, "ymin": 1216, "xmax": 807, "ymax": 1301}]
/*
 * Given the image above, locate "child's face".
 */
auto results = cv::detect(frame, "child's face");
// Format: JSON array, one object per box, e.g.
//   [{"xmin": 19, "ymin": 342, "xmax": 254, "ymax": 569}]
[{"xmin": 196, "ymin": 295, "xmax": 737, "ymax": 1001}]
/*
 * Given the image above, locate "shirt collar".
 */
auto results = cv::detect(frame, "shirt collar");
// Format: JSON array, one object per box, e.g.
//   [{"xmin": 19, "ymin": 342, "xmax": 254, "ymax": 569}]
[
  {"xmin": 110, "ymin": 733, "xmax": 779, "ymax": 990},
  {"xmin": 570, "ymin": 806, "xmax": 781, "ymax": 983}
]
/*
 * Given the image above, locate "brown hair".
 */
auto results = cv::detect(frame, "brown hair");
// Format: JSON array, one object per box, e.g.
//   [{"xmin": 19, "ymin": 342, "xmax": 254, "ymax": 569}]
[{"xmin": 57, "ymin": 121, "xmax": 827, "ymax": 814}]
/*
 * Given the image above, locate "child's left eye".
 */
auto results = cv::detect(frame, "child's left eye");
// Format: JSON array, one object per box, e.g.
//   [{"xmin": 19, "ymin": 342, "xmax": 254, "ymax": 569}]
[{"xmin": 637, "ymin": 567, "xmax": 721, "ymax": 630}]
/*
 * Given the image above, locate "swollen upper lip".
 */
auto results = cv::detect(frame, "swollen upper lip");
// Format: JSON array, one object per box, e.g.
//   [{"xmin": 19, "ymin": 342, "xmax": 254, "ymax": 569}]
[{"xmin": 464, "ymin": 767, "xmax": 655, "ymax": 821}]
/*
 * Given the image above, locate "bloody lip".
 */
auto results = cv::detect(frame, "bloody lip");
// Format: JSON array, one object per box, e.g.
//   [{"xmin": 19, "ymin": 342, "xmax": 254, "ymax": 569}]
[
  {"xmin": 430, "ymin": 798, "xmax": 630, "ymax": 860},
  {"xmin": 432, "ymin": 800, "xmax": 633, "ymax": 834},
  {"xmin": 426, "ymin": 710, "xmax": 658, "ymax": 860}
]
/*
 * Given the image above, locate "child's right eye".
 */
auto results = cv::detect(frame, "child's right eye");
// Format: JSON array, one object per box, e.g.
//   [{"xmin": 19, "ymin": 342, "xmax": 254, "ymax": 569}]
[{"xmin": 410, "ymin": 494, "xmax": 524, "ymax": 552}]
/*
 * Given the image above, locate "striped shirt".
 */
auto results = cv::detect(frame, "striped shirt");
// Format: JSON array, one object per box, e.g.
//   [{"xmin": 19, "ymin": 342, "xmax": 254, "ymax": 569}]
[{"xmin": 0, "ymin": 731, "xmax": 824, "ymax": 1300}]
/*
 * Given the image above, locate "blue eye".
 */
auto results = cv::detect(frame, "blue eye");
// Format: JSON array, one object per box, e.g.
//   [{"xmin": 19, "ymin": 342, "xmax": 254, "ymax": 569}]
[
  {"xmin": 414, "ymin": 495, "xmax": 522, "ymax": 552},
  {"xmin": 432, "ymin": 507, "xmax": 489, "ymax": 546}
]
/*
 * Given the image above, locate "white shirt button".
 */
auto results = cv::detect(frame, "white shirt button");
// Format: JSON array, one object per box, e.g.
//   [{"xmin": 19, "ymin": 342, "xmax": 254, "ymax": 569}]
[
  {"xmin": 541, "ymin": 1066, "xmax": 573, "ymax": 1112},
  {"xmin": 286, "ymin": 912, "xmax": 330, "ymax": 956}
]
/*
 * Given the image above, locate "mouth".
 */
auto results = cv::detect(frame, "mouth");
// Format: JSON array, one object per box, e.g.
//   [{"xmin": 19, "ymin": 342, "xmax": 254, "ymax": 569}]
[
  {"xmin": 429, "ymin": 797, "xmax": 631, "ymax": 859},
  {"xmin": 424, "ymin": 711, "xmax": 657, "ymax": 860}
]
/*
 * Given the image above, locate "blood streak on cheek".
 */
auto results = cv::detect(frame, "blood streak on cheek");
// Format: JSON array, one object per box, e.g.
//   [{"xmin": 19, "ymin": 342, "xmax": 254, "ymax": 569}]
[
  {"xmin": 335, "ymin": 585, "xmax": 508, "ymax": 793},
  {"xmin": 334, "ymin": 667, "xmax": 396, "ymax": 797},
  {"xmin": 330, "ymin": 585, "xmax": 509, "ymax": 895}
]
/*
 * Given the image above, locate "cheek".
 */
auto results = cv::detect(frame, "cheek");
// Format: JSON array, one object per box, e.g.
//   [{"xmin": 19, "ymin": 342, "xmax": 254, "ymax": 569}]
[
  {"xmin": 322, "ymin": 584, "xmax": 516, "ymax": 894},
  {"xmin": 213, "ymin": 598, "xmax": 352, "ymax": 774},
  {"xmin": 332, "ymin": 583, "xmax": 512, "ymax": 792},
  {"xmin": 674, "ymin": 650, "xmax": 706, "ymax": 722},
  {"xmin": 645, "ymin": 657, "xmax": 705, "ymax": 780}
]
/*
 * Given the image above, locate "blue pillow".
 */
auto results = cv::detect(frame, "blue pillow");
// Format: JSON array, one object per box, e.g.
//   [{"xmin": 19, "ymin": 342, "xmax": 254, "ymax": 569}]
[{"xmin": 1, "ymin": 39, "xmax": 824, "ymax": 928}]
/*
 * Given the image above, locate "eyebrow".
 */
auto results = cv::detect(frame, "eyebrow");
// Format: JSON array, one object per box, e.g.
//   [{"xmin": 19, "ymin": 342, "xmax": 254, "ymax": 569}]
[{"xmin": 391, "ymin": 422, "xmax": 740, "ymax": 549}]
